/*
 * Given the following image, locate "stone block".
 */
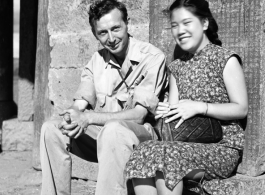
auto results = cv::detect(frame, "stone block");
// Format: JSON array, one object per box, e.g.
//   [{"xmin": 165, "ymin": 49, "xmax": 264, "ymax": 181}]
[
  {"xmin": 48, "ymin": 69, "xmax": 82, "ymax": 115},
  {"xmin": 48, "ymin": 0, "xmax": 150, "ymax": 35},
  {"xmin": 129, "ymin": 24, "xmax": 149, "ymax": 42},
  {"xmin": 184, "ymin": 174, "xmax": 265, "ymax": 195},
  {"xmin": 71, "ymin": 153, "xmax": 98, "ymax": 181},
  {"xmin": 125, "ymin": 0, "xmax": 149, "ymax": 25},
  {"xmin": 2, "ymin": 118, "xmax": 33, "ymax": 151},
  {"xmin": 50, "ymin": 32, "xmax": 99, "ymax": 69},
  {"xmin": 228, "ymin": 174, "xmax": 265, "ymax": 195},
  {"xmin": 48, "ymin": 0, "xmax": 91, "ymax": 34},
  {"xmin": 18, "ymin": 78, "xmax": 34, "ymax": 121}
]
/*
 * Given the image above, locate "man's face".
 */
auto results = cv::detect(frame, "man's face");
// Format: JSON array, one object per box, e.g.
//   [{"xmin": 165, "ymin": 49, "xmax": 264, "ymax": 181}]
[{"xmin": 93, "ymin": 8, "xmax": 129, "ymax": 59}]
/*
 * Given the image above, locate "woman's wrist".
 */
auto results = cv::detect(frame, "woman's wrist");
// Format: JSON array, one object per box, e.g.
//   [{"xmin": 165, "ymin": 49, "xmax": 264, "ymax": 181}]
[
  {"xmin": 198, "ymin": 102, "xmax": 208, "ymax": 115},
  {"xmin": 204, "ymin": 103, "xmax": 208, "ymax": 116}
]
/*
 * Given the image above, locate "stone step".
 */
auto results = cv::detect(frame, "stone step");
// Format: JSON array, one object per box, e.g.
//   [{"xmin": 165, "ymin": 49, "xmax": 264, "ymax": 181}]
[
  {"xmin": 2, "ymin": 118, "xmax": 33, "ymax": 151},
  {"xmin": 226, "ymin": 174, "xmax": 265, "ymax": 195},
  {"xmin": 71, "ymin": 153, "xmax": 98, "ymax": 181},
  {"xmin": 72, "ymin": 158, "xmax": 265, "ymax": 195},
  {"xmin": 3, "ymin": 119, "xmax": 264, "ymax": 195},
  {"xmin": 184, "ymin": 174, "xmax": 265, "ymax": 195}
]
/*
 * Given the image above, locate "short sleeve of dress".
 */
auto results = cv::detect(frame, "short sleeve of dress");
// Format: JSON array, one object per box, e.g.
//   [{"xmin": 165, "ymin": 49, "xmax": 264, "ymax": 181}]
[
  {"xmin": 217, "ymin": 47, "xmax": 243, "ymax": 74},
  {"xmin": 167, "ymin": 59, "xmax": 181, "ymax": 81}
]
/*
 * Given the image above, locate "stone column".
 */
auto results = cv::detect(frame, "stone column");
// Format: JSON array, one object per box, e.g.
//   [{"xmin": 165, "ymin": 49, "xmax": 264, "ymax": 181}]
[
  {"xmin": 1, "ymin": 0, "xmax": 38, "ymax": 154},
  {"xmin": 32, "ymin": 0, "xmax": 52, "ymax": 169},
  {"xmin": 149, "ymin": 0, "xmax": 175, "ymax": 63},
  {"xmin": 210, "ymin": 0, "xmax": 265, "ymax": 177},
  {"xmin": 0, "ymin": 0, "xmax": 17, "ymax": 150},
  {"xmin": 18, "ymin": 0, "xmax": 38, "ymax": 122},
  {"xmin": 150, "ymin": 0, "xmax": 265, "ymax": 177}
]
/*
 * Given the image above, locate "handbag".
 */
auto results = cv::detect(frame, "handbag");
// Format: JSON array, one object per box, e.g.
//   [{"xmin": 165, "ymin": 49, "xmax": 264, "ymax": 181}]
[{"xmin": 155, "ymin": 115, "xmax": 223, "ymax": 143}]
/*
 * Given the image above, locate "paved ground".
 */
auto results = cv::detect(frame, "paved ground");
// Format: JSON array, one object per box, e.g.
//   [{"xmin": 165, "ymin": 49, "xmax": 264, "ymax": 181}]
[
  {"xmin": 0, "ymin": 151, "xmax": 41, "ymax": 195},
  {"xmin": 0, "ymin": 151, "xmax": 96, "ymax": 195}
]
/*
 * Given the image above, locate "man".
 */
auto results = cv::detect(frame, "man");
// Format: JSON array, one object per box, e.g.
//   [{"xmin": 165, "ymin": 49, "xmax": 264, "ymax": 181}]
[{"xmin": 40, "ymin": 0, "xmax": 167, "ymax": 194}]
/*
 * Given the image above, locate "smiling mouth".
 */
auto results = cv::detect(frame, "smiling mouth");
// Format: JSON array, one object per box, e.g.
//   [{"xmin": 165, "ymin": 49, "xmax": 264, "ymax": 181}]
[
  {"xmin": 108, "ymin": 42, "xmax": 120, "ymax": 49},
  {"xmin": 178, "ymin": 37, "xmax": 191, "ymax": 44},
  {"xmin": 179, "ymin": 37, "xmax": 190, "ymax": 42}
]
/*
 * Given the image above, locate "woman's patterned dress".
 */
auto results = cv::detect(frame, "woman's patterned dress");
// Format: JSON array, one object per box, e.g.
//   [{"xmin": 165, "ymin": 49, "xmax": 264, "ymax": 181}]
[{"xmin": 125, "ymin": 43, "xmax": 245, "ymax": 194}]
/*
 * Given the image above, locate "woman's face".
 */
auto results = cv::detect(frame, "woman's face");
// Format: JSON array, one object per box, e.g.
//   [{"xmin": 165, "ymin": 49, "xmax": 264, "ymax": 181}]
[{"xmin": 170, "ymin": 7, "xmax": 209, "ymax": 54}]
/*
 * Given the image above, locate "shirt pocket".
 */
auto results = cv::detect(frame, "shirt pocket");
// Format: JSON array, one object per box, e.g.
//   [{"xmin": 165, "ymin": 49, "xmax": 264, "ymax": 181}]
[
  {"xmin": 94, "ymin": 93, "xmax": 106, "ymax": 112},
  {"xmin": 95, "ymin": 93, "xmax": 123, "ymax": 112}
]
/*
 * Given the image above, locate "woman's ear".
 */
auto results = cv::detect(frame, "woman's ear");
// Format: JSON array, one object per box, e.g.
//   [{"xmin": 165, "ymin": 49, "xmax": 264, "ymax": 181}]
[{"xmin": 202, "ymin": 18, "xmax": 209, "ymax": 31}]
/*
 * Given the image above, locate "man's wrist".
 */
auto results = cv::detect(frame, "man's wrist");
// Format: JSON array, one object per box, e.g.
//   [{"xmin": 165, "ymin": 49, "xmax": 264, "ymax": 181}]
[{"xmin": 84, "ymin": 111, "xmax": 93, "ymax": 125}]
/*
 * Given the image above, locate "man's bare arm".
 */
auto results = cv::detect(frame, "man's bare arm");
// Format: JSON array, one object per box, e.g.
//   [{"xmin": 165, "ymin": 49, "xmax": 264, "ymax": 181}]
[
  {"xmin": 87, "ymin": 105, "xmax": 148, "ymax": 125},
  {"xmin": 64, "ymin": 104, "xmax": 148, "ymax": 128},
  {"xmin": 60, "ymin": 104, "xmax": 148, "ymax": 138}
]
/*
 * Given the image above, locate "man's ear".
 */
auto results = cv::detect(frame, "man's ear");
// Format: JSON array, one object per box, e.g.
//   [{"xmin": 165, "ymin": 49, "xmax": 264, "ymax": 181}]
[
  {"xmin": 126, "ymin": 17, "xmax": 130, "ymax": 31},
  {"xmin": 202, "ymin": 18, "xmax": 209, "ymax": 31},
  {"xmin": 127, "ymin": 17, "xmax": 130, "ymax": 24}
]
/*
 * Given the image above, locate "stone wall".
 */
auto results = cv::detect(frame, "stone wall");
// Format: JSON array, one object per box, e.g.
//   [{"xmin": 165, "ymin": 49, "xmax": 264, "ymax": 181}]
[{"xmin": 210, "ymin": 0, "xmax": 265, "ymax": 177}]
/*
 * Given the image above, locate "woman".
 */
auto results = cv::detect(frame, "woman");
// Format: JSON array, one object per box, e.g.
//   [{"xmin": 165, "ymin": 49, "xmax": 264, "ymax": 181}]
[{"xmin": 125, "ymin": 0, "xmax": 248, "ymax": 194}]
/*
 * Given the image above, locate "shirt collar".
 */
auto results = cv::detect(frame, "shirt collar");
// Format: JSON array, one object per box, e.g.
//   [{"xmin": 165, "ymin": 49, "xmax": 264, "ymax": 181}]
[
  {"xmin": 126, "ymin": 36, "xmax": 142, "ymax": 63},
  {"xmin": 105, "ymin": 36, "xmax": 142, "ymax": 69}
]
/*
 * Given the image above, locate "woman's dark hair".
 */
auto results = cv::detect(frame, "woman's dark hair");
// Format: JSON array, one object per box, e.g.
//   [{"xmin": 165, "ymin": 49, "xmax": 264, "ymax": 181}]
[
  {"xmin": 89, "ymin": 0, "xmax": 128, "ymax": 29},
  {"xmin": 169, "ymin": 0, "xmax": 222, "ymax": 46}
]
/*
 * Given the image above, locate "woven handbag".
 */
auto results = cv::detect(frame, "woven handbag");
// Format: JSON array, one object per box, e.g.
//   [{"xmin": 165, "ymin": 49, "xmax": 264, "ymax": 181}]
[{"xmin": 156, "ymin": 115, "xmax": 223, "ymax": 143}]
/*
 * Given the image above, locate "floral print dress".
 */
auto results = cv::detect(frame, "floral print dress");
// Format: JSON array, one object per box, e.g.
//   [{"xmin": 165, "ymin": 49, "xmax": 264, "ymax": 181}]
[{"xmin": 125, "ymin": 43, "xmax": 245, "ymax": 194}]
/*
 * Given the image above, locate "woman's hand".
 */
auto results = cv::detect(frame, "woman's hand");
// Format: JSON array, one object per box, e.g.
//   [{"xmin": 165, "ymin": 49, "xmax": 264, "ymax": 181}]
[
  {"xmin": 155, "ymin": 102, "xmax": 171, "ymax": 120},
  {"xmin": 163, "ymin": 100, "xmax": 206, "ymax": 128}
]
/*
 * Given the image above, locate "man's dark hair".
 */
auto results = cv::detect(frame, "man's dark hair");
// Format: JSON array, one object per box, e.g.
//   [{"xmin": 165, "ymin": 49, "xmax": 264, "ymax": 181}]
[{"xmin": 89, "ymin": 0, "xmax": 128, "ymax": 29}]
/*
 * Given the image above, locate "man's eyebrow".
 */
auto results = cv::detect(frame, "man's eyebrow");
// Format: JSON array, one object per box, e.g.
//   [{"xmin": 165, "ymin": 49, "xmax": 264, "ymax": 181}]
[
  {"xmin": 111, "ymin": 25, "xmax": 121, "ymax": 29},
  {"xmin": 97, "ymin": 29, "xmax": 107, "ymax": 33}
]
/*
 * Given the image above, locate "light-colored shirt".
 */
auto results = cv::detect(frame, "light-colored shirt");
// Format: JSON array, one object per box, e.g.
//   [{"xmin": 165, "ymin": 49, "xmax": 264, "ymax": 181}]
[{"xmin": 74, "ymin": 36, "xmax": 167, "ymax": 115}]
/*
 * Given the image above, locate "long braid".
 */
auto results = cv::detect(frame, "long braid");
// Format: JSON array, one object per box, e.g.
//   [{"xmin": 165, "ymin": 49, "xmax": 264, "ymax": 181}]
[{"xmin": 206, "ymin": 16, "xmax": 222, "ymax": 46}]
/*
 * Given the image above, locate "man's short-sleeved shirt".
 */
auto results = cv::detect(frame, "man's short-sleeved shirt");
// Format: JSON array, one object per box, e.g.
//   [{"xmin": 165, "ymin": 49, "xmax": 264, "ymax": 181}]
[{"xmin": 74, "ymin": 36, "xmax": 167, "ymax": 114}]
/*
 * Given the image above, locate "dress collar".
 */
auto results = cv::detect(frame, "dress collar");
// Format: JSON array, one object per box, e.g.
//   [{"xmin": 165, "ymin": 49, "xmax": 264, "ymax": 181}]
[{"xmin": 191, "ymin": 43, "xmax": 212, "ymax": 57}]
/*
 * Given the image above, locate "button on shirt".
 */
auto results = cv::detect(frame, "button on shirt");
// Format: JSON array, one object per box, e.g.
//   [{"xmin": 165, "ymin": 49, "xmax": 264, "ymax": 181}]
[{"xmin": 74, "ymin": 37, "xmax": 167, "ymax": 115}]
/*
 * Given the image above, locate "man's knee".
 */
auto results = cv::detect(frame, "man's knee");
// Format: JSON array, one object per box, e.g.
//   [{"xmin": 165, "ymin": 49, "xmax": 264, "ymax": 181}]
[
  {"xmin": 104, "ymin": 120, "xmax": 127, "ymax": 130},
  {"xmin": 100, "ymin": 120, "xmax": 126, "ymax": 141},
  {"xmin": 98, "ymin": 120, "xmax": 138, "ymax": 147},
  {"xmin": 41, "ymin": 120, "xmax": 61, "ymax": 143}
]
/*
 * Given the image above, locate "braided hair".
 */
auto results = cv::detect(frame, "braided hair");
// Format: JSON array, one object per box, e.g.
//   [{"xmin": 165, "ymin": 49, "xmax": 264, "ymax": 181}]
[{"xmin": 169, "ymin": 0, "xmax": 222, "ymax": 46}]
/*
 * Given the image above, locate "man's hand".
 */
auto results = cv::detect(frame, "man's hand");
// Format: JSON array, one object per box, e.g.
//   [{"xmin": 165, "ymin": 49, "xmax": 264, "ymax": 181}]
[
  {"xmin": 154, "ymin": 102, "xmax": 170, "ymax": 120},
  {"xmin": 59, "ymin": 108, "xmax": 90, "ymax": 139}
]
